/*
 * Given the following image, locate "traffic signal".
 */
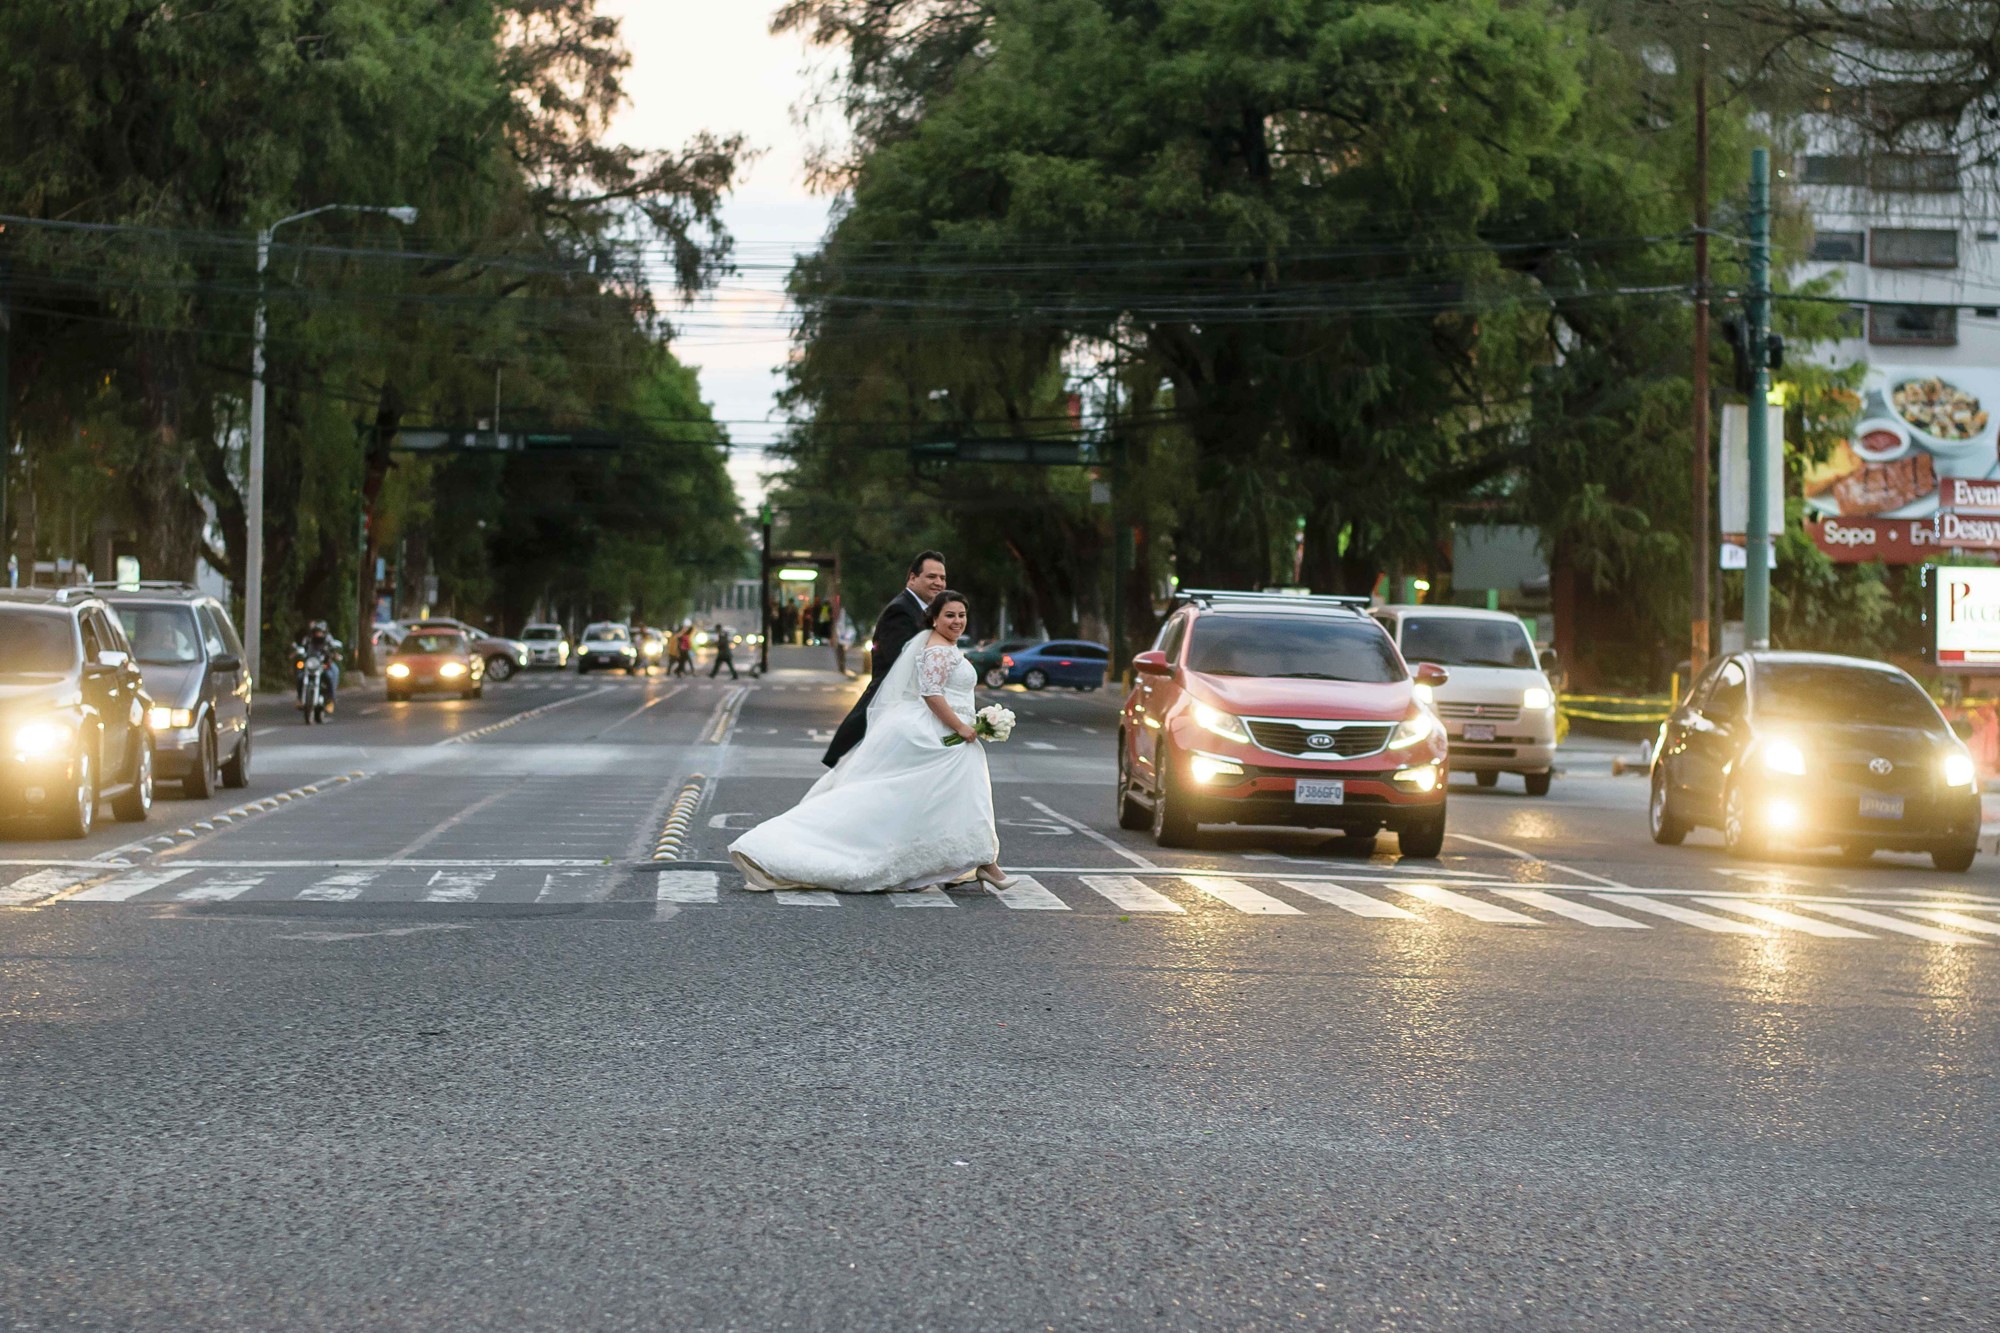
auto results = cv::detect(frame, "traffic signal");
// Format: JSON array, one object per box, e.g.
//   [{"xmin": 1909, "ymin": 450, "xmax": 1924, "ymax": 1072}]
[{"xmin": 1722, "ymin": 318, "xmax": 1784, "ymax": 394}]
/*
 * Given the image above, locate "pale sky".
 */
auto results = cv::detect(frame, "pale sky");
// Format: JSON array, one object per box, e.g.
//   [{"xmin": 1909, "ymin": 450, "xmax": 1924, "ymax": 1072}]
[{"xmin": 598, "ymin": 1, "xmax": 841, "ymax": 508}]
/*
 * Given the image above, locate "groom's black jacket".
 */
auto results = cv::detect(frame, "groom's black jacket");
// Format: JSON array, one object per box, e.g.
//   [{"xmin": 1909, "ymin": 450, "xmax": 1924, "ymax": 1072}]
[{"xmin": 822, "ymin": 588, "xmax": 926, "ymax": 767}]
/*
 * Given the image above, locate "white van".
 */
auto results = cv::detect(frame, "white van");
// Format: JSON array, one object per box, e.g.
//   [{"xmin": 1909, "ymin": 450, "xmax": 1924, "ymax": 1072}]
[{"xmin": 1373, "ymin": 605, "xmax": 1558, "ymax": 795}]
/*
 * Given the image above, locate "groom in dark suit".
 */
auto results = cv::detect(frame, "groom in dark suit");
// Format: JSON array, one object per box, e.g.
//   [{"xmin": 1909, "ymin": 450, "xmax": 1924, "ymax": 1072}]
[{"xmin": 822, "ymin": 550, "xmax": 949, "ymax": 767}]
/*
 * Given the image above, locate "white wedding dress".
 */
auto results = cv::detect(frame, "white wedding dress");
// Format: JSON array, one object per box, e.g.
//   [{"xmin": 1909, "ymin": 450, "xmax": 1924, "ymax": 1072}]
[{"xmin": 729, "ymin": 640, "xmax": 1000, "ymax": 893}]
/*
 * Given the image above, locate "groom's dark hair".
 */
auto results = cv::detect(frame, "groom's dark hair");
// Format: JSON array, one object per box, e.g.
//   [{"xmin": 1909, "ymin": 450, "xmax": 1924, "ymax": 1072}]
[
  {"xmin": 923, "ymin": 591, "xmax": 969, "ymax": 628},
  {"xmin": 909, "ymin": 549, "xmax": 946, "ymax": 577}
]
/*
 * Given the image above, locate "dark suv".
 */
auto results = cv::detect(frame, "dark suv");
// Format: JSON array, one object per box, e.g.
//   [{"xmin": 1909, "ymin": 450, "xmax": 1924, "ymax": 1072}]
[
  {"xmin": 0, "ymin": 588, "xmax": 156, "ymax": 837},
  {"xmin": 100, "ymin": 584, "xmax": 253, "ymax": 797}
]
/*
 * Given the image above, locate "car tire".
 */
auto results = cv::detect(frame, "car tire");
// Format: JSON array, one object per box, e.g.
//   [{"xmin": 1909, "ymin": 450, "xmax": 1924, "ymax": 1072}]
[
  {"xmin": 183, "ymin": 722, "xmax": 218, "ymax": 799},
  {"xmin": 1648, "ymin": 768, "xmax": 1688, "ymax": 846},
  {"xmin": 577, "ymin": 663, "xmax": 591, "ymax": 676},
  {"xmin": 1475, "ymin": 770, "xmax": 1498, "ymax": 789},
  {"xmin": 1523, "ymin": 770, "xmax": 1552, "ymax": 797},
  {"xmin": 1721, "ymin": 782, "xmax": 1766, "ymax": 859},
  {"xmin": 486, "ymin": 656, "xmax": 516, "ymax": 682},
  {"xmin": 1150, "ymin": 744, "xmax": 1198, "ymax": 848},
  {"xmin": 1933, "ymin": 842, "xmax": 1977, "ymax": 873},
  {"xmin": 54, "ymin": 742, "xmax": 97, "ymax": 839},
  {"xmin": 1116, "ymin": 738, "xmax": 1150, "ymax": 830},
  {"xmin": 112, "ymin": 740, "xmax": 153, "ymax": 823},
  {"xmin": 1397, "ymin": 803, "xmax": 1447, "ymax": 859},
  {"xmin": 1024, "ymin": 669, "xmax": 1049, "ymax": 691},
  {"xmin": 984, "ymin": 667, "xmax": 1008, "ymax": 689},
  {"xmin": 221, "ymin": 728, "xmax": 251, "ymax": 789}
]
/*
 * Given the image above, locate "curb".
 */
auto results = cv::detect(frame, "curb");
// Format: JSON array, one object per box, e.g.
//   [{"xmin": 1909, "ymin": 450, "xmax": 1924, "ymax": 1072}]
[
  {"xmin": 651, "ymin": 775, "xmax": 709, "ymax": 861},
  {"xmin": 90, "ymin": 771, "xmax": 371, "ymax": 866}
]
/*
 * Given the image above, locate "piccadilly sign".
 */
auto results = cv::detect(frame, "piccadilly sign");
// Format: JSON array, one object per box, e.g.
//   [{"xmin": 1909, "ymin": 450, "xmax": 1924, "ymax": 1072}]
[{"xmin": 1927, "ymin": 565, "xmax": 2000, "ymax": 667}]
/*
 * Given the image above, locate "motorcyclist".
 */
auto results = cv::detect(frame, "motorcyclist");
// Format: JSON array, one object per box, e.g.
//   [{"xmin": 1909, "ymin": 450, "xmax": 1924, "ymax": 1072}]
[{"xmin": 293, "ymin": 620, "xmax": 343, "ymax": 714}]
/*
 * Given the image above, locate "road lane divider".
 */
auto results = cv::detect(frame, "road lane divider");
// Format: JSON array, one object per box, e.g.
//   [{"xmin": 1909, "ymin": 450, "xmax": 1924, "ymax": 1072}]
[
  {"xmin": 652, "ymin": 775, "xmax": 709, "ymax": 861},
  {"xmin": 701, "ymin": 687, "xmax": 749, "ymax": 745},
  {"xmin": 434, "ymin": 687, "xmax": 613, "ymax": 745}
]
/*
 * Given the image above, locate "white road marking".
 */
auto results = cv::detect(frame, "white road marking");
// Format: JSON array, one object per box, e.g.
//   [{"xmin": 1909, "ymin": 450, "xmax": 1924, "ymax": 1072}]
[
  {"xmin": 0, "ymin": 868, "xmax": 99, "ymax": 905},
  {"xmin": 1796, "ymin": 902, "xmax": 1988, "ymax": 945},
  {"xmin": 1080, "ymin": 874, "xmax": 1184, "ymax": 913},
  {"xmin": 277, "ymin": 923, "xmax": 473, "ymax": 943},
  {"xmin": 1188, "ymin": 876, "xmax": 1302, "ymax": 915},
  {"xmin": 1694, "ymin": 898, "xmax": 1874, "ymax": 938},
  {"xmin": 654, "ymin": 871, "xmax": 719, "ymax": 905},
  {"xmin": 775, "ymin": 890, "xmax": 841, "ymax": 907},
  {"xmin": 1020, "ymin": 797, "xmax": 1159, "ymax": 871},
  {"xmin": 1024, "ymin": 741, "xmax": 1059, "ymax": 750},
  {"xmin": 1904, "ymin": 908, "xmax": 2000, "ymax": 937},
  {"xmin": 986, "ymin": 874, "xmax": 1070, "ymax": 910},
  {"xmin": 1394, "ymin": 882, "xmax": 1540, "ymax": 924},
  {"xmin": 1280, "ymin": 881, "xmax": 1417, "ymax": 919},
  {"xmin": 423, "ymin": 869, "xmax": 496, "ymax": 902},
  {"xmin": 389, "ymin": 786, "xmax": 520, "ymax": 860},
  {"xmin": 1496, "ymin": 889, "xmax": 1649, "ymax": 929},
  {"xmin": 297, "ymin": 870, "xmax": 380, "ymax": 902},
  {"xmin": 1445, "ymin": 831, "xmax": 1632, "ymax": 888},
  {"xmin": 177, "ymin": 875, "xmax": 267, "ymax": 901},
  {"xmin": 893, "ymin": 886, "xmax": 957, "ymax": 907},
  {"xmin": 70, "ymin": 869, "xmax": 194, "ymax": 902},
  {"xmin": 1590, "ymin": 893, "xmax": 1769, "ymax": 934},
  {"xmin": 537, "ymin": 872, "xmax": 610, "ymax": 903}
]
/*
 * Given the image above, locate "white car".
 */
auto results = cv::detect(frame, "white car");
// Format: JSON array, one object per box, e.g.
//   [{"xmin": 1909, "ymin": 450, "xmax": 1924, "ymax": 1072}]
[
  {"xmin": 521, "ymin": 623, "xmax": 570, "ymax": 668},
  {"xmin": 1374, "ymin": 605, "xmax": 1558, "ymax": 795},
  {"xmin": 576, "ymin": 622, "xmax": 641, "ymax": 675}
]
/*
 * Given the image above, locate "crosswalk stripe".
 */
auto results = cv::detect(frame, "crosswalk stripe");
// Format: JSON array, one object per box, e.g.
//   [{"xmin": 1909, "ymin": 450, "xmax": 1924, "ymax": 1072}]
[
  {"xmin": 1188, "ymin": 876, "xmax": 1302, "ymax": 915},
  {"xmin": 1904, "ymin": 908, "xmax": 2000, "ymax": 937},
  {"xmin": 0, "ymin": 868, "xmax": 97, "ymax": 905},
  {"xmin": 72, "ymin": 868, "xmax": 194, "ymax": 902},
  {"xmin": 654, "ymin": 871, "xmax": 718, "ymax": 905},
  {"xmin": 1496, "ymin": 888, "xmax": 1649, "ymax": 929},
  {"xmin": 1797, "ymin": 902, "xmax": 1989, "ymax": 945},
  {"xmin": 1081, "ymin": 874, "xmax": 1184, "ymax": 913},
  {"xmin": 1591, "ymin": 893, "xmax": 1768, "ymax": 934},
  {"xmin": 298, "ymin": 870, "xmax": 379, "ymax": 902},
  {"xmin": 987, "ymin": 874, "xmax": 1070, "ymax": 911},
  {"xmin": 1279, "ymin": 880, "xmax": 1415, "ymax": 918},
  {"xmin": 177, "ymin": 875, "xmax": 266, "ymax": 901},
  {"xmin": 1694, "ymin": 898, "xmax": 1874, "ymax": 938},
  {"xmin": 423, "ymin": 870, "xmax": 496, "ymax": 903},
  {"xmin": 893, "ymin": 885, "xmax": 956, "ymax": 907},
  {"xmin": 537, "ymin": 872, "xmax": 611, "ymax": 903},
  {"xmin": 1394, "ymin": 882, "xmax": 1539, "ymax": 924},
  {"xmin": 775, "ymin": 890, "xmax": 841, "ymax": 907}
]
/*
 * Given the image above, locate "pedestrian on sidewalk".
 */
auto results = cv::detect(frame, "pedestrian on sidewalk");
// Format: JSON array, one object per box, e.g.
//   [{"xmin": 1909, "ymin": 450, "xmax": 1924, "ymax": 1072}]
[{"xmin": 709, "ymin": 624, "xmax": 738, "ymax": 679}]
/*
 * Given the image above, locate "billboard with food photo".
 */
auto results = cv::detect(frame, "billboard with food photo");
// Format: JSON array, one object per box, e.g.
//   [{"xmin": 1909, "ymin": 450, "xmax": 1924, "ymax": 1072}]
[{"xmin": 1803, "ymin": 367, "xmax": 2000, "ymax": 562}]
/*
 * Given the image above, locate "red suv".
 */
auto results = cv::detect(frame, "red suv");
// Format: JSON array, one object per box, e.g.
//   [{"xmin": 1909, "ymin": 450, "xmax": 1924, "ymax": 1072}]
[{"xmin": 1117, "ymin": 591, "xmax": 1450, "ymax": 855}]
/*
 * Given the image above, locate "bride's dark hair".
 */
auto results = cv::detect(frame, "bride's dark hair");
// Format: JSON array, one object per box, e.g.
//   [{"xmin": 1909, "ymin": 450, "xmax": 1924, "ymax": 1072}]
[{"xmin": 924, "ymin": 590, "xmax": 970, "ymax": 628}]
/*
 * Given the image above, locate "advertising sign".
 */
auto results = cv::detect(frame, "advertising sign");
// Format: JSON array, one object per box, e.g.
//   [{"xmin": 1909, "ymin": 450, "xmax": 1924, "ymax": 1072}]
[
  {"xmin": 1719, "ymin": 403, "xmax": 1785, "ymax": 539},
  {"xmin": 1803, "ymin": 365, "xmax": 2000, "ymax": 561},
  {"xmin": 1929, "ymin": 565, "xmax": 2000, "ymax": 667}
]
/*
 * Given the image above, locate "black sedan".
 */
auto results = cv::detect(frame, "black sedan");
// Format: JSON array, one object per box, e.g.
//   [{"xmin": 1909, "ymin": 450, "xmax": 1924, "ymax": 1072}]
[{"xmin": 1649, "ymin": 651, "xmax": 1980, "ymax": 871}]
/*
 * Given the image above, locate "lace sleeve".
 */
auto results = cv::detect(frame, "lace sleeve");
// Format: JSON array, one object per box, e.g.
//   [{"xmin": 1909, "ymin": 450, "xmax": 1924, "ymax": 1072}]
[{"xmin": 916, "ymin": 646, "xmax": 957, "ymax": 698}]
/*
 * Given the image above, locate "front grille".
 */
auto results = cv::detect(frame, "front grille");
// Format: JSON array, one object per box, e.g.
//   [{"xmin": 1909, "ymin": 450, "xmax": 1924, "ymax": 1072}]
[
  {"xmin": 1437, "ymin": 701, "xmax": 1521, "ymax": 722},
  {"xmin": 1245, "ymin": 720, "xmax": 1395, "ymax": 758}
]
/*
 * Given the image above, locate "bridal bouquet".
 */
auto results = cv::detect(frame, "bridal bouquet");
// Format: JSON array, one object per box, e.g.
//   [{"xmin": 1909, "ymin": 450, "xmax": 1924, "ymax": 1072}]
[{"xmin": 944, "ymin": 704, "xmax": 1017, "ymax": 746}]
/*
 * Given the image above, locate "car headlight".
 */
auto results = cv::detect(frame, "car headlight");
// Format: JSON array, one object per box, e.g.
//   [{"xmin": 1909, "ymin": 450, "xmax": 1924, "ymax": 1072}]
[
  {"xmin": 1523, "ymin": 685, "xmax": 1553, "ymax": 711},
  {"xmin": 387, "ymin": 662, "xmax": 411, "ymax": 678},
  {"xmin": 13, "ymin": 720, "xmax": 71, "ymax": 758},
  {"xmin": 1189, "ymin": 753, "xmax": 1246, "ymax": 784},
  {"xmin": 439, "ymin": 661, "xmax": 467, "ymax": 678},
  {"xmin": 644, "ymin": 641, "xmax": 663, "ymax": 657},
  {"xmin": 146, "ymin": 706, "xmax": 194, "ymax": 731},
  {"xmin": 1413, "ymin": 681, "xmax": 1434, "ymax": 706},
  {"xmin": 1191, "ymin": 701, "xmax": 1251, "ymax": 743},
  {"xmin": 1943, "ymin": 750, "xmax": 1977, "ymax": 788},
  {"xmin": 1762, "ymin": 738, "xmax": 1806, "ymax": 776},
  {"xmin": 1388, "ymin": 707, "xmax": 1442, "ymax": 750}
]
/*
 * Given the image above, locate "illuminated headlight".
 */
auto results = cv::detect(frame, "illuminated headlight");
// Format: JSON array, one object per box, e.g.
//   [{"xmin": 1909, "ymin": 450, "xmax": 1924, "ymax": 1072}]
[
  {"xmin": 1191, "ymin": 701, "xmax": 1251, "ymax": 743},
  {"xmin": 1413, "ymin": 682, "xmax": 1435, "ymax": 706},
  {"xmin": 387, "ymin": 663, "xmax": 411, "ymax": 679},
  {"xmin": 1764, "ymin": 797, "xmax": 1802, "ymax": 831},
  {"xmin": 1523, "ymin": 685, "xmax": 1553, "ymax": 711},
  {"xmin": 644, "ymin": 640, "xmax": 663, "ymax": 657},
  {"xmin": 439, "ymin": 661, "xmax": 467, "ymax": 678},
  {"xmin": 1943, "ymin": 751, "xmax": 1977, "ymax": 788},
  {"xmin": 1189, "ymin": 753, "xmax": 1246, "ymax": 784},
  {"xmin": 147, "ymin": 706, "xmax": 194, "ymax": 731},
  {"xmin": 1393, "ymin": 762, "xmax": 1442, "ymax": 792},
  {"xmin": 1388, "ymin": 707, "xmax": 1442, "ymax": 750},
  {"xmin": 13, "ymin": 720, "xmax": 71, "ymax": 758},
  {"xmin": 1762, "ymin": 738, "xmax": 1806, "ymax": 776}
]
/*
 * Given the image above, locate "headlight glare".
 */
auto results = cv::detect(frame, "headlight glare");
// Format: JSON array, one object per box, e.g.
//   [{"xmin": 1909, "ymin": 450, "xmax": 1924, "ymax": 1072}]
[
  {"xmin": 439, "ymin": 661, "xmax": 467, "ymax": 678},
  {"xmin": 1762, "ymin": 738, "xmax": 1807, "ymax": 776},
  {"xmin": 13, "ymin": 720, "xmax": 70, "ymax": 757},
  {"xmin": 1523, "ymin": 685, "xmax": 1553, "ymax": 711},
  {"xmin": 1191, "ymin": 701, "xmax": 1250, "ymax": 743},
  {"xmin": 1189, "ymin": 753, "xmax": 1246, "ymax": 784},
  {"xmin": 146, "ymin": 707, "xmax": 194, "ymax": 731},
  {"xmin": 1388, "ymin": 707, "xmax": 1441, "ymax": 750},
  {"xmin": 1943, "ymin": 751, "xmax": 1977, "ymax": 788},
  {"xmin": 387, "ymin": 663, "xmax": 411, "ymax": 678}
]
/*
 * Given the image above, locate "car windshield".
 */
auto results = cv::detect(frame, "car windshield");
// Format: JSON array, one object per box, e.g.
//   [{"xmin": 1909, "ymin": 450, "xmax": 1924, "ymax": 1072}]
[
  {"xmin": 523, "ymin": 627, "xmax": 560, "ymax": 641},
  {"xmin": 111, "ymin": 604, "xmax": 203, "ymax": 665},
  {"xmin": 584, "ymin": 624, "xmax": 628, "ymax": 642},
  {"xmin": 0, "ymin": 610, "xmax": 78, "ymax": 674},
  {"xmin": 1398, "ymin": 616, "xmax": 1537, "ymax": 669},
  {"xmin": 1757, "ymin": 663, "xmax": 1942, "ymax": 730},
  {"xmin": 399, "ymin": 633, "xmax": 463, "ymax": 655},
  {"xmin": 1186, "ymin": 614, "xmax": 1405, "ymax": 683}
]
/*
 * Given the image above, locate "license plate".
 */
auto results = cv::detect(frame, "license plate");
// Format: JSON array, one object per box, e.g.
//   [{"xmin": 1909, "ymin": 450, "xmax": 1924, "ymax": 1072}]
[
  {"xmin": 1462, "ymin": 723, "xmax": 1496, "ymax": 742},
  {"xmin": 1860, "ymin": 793, "xmax": 1904, "ymax": 821},
  {"xmin": 1295, "ymin": 779, "xmax": 1345, "ymax": 806}
]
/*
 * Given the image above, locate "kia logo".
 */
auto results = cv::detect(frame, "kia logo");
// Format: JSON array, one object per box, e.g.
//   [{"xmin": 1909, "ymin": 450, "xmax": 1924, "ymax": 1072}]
[
  {"xmin": 1868, "ymin": 757, "xmax": 1894, "ymax": 776},
  {"xmin": 1307, "ymin": 733, "xmax": 1335, "ymax": 749}
]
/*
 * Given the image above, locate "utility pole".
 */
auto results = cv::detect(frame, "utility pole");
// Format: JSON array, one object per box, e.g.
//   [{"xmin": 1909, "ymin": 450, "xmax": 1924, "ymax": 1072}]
[
  {"xmin": 1689, "ymin": 49, "xmax": 1711, "ymax": 681},
  {"xmin": 758, "ymin": 503, "xmax": 773, "ymax": 676},
  {"xmin": 1744, "ymin": 148, "xmax": 1774, "ymax": 648}
]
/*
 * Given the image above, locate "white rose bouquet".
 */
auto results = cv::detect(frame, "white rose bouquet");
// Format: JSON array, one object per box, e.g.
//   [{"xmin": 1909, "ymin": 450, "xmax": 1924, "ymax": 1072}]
[{"xmin": 944, "ymin": 704, "xmax": 1017, "ymax": 746}]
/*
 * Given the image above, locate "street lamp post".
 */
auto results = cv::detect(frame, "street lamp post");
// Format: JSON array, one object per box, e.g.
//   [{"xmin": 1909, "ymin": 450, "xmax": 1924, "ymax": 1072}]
[{"xmin": 245, "ymin": 204, "xmax": 416, "ymax": 688}]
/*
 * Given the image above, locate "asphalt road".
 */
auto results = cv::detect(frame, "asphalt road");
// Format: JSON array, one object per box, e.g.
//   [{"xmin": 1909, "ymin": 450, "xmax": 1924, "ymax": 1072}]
[{"xmin": 4, "ymin": 656, "xmax": 1998, "ymax": 1331}]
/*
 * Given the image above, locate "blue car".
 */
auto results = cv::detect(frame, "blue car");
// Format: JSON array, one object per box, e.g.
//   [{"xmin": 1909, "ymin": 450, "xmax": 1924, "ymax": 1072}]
[{"xmin": 1003, "ymin": 639, "xmax": 1110, "ymax": 691}]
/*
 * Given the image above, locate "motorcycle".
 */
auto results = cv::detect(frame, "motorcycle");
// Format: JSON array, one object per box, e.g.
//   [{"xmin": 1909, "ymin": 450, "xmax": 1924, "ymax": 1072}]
[{"xmin": 294, "ymin": 645, "xmax": 334, "ymax": 724}]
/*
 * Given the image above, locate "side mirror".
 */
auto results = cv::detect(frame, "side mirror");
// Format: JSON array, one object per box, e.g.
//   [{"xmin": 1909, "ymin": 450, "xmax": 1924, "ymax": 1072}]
[
  {"xmin": 98, "ymin": 649, "xmax": 130, "ymax": 668},
  {"xmin": 1132, "ymin": 650, "xmax": 1172, "ymax": 677},
  {"xmin": 210, "ymin": 653, "xmax": 242, "ymax": 673},
  {"xmin": 1413, "ymin": 662, "xmax": 1450, "ymax": 688}
]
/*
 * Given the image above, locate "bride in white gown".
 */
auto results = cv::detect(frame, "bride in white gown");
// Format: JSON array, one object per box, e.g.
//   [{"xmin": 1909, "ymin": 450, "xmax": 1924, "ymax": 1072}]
[{"xmin": 729, "ymin": 592, "xmax": 1016, "ymax": 893}]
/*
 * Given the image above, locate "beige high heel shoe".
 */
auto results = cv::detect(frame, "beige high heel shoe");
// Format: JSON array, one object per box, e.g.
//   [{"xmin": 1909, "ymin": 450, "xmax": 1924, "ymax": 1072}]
[{"xmin": 974, "ymin": 865, "xmax": 1019, "ymax": 890}]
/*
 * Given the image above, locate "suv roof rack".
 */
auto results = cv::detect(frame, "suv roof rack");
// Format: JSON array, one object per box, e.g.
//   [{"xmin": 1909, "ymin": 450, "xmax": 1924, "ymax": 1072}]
[
  {"xmin": 1173, "ymin": 587, "xmax": 1372, "ymax": 610},
  {"xmin": 85, "ymin": 580, "xmax": 198, "ymax": 593},
  {"xmin": 0, "ymin": 586, "xmax": 101, "ymax": 605}
]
